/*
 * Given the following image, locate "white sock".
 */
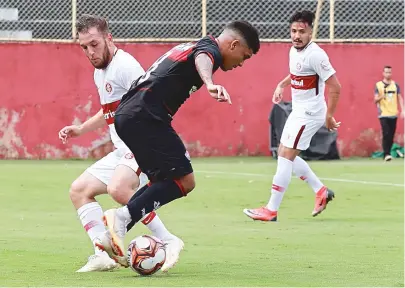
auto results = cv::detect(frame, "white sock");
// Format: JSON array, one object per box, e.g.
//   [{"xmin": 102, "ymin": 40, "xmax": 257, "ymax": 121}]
[
  {"xmin": 141, "ymin": 212, "xmax": 173, "ymax": 240},
  {"xmin": 267, "ymin": 157, "xmax": 293, "ymax": 211},
  {"xmin": 117, "ymin": 205, "xmax": 132, "ymax": 223},
  {"xmin": 77, "ymin": 202, "xmax": 106, "ymax": 255},
  {"xmin": 293, "ymin": 156, "xmax": 325, "ymax": 193}
]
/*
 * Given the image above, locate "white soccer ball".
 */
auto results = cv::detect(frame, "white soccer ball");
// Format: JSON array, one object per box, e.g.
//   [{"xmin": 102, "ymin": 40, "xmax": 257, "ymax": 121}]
[{"xmin": 127, "ymin": 235, "xmax": 166, "ymax": 276}]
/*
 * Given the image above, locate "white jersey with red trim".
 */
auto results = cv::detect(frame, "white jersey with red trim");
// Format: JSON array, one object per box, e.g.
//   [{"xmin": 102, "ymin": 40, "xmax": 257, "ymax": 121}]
[
  {"xmin": 289, "ymin": 42, "xmax": 336, "ymax": 119},
  {"xmin": 94, "ymin": 49, "xmax": 145, "ymax": 149}
]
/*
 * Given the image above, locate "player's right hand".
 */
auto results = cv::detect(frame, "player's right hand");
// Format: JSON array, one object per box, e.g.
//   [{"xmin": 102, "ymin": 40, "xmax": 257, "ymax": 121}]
[
  {"xmin": 58, "ymin": 125, "xmax": 82, "ymax": 144},
  {"xmin": 273, "ymin": 85, "xmax": 284, "ymax": 104},
  {"xmin": 325, "ymin": 115, "xmax": 341, "ymax": 132},
  {"xmin": 207, "ymin": 84, "xmax": 232, "ymax": 104}
]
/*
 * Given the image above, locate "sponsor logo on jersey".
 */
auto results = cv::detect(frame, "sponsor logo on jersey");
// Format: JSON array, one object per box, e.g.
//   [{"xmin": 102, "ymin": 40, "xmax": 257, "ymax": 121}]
[
  {"xmin": 290, "ymin": 74, "xmax": 318, "ymax": 91},
  {"xmin": 101, "ymin": 99, "xmax": 120, "ymax": 125},
  {"xmin": 291, "ymin": 79, "xmax": 304, "ymax": 87}
]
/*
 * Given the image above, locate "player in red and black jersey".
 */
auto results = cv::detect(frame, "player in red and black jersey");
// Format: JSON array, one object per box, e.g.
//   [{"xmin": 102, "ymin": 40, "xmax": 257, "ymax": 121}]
[{"xmin": 98, "ymin": 21, "xmax": 260, "ymax": 263}]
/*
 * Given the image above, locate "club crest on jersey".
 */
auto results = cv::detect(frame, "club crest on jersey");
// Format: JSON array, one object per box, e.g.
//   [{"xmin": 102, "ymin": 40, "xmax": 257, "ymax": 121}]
[
  {"xmin": 105, "ymin": 82, "xmax": 112, "ymax": 93},
  {"xmin": 296, "ymin": 62, "xmax": 302, "ymax": 71},
  {"xmin": 125, "ymin": 153, "xmax": 134, "ymax": 159}
]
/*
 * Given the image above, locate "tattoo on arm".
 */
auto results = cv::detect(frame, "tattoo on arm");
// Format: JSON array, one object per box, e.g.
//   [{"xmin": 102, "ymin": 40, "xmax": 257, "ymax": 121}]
[{"xmin": 195, "ymin": 53, "xmax": 214, "ymax": 85}]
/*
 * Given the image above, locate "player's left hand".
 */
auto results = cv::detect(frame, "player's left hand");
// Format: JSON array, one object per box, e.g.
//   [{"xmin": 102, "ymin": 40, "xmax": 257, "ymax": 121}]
[
  {"xmin": 207, "ymin": 84, "xmax": 232, "ymax": 104},
  {"xmin": 325, "ymin": 115, "xmax": 341, "ymax": 132}
]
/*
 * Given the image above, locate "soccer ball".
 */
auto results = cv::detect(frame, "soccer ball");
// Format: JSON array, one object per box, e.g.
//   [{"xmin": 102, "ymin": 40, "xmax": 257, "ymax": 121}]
[{"xmin": 127, "ymin": 235, "xmax": 166, "ymax": 276}]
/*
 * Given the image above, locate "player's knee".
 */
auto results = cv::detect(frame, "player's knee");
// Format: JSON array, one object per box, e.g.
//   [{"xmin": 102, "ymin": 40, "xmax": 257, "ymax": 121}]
[
  {"xmin": 69, "ymin": 179, "xmax": 88, "ymax": 206},
  {"xmin": 178, "ymin": 174, "xmax": 196, "ymax": 194},
  {"xmin": 278, "ymin": 144, "xmax": 299, "ymax": 161},
  {"xmin": 107, "ymin": 183, "xmax": 136, "ymax": 205},
  {"xmin": 183, "ymin": 181, "xmax": 195, "ymax": 194}
]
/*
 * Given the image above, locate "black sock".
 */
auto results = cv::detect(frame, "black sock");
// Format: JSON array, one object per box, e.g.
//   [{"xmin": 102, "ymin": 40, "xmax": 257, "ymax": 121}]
[
  {"xmin": 126, "ymin": 179, "xmax": 185, "ymax": 226},
  {"xmin": 126, "ymin": 184, "xmax": 149, "ymax": 231}
]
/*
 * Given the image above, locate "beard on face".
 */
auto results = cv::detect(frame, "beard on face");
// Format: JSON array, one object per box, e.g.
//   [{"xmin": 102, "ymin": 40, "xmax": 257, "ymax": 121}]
[{"xmin": 92, "ymin": 40, "xmax": 111, "ymax": 69}]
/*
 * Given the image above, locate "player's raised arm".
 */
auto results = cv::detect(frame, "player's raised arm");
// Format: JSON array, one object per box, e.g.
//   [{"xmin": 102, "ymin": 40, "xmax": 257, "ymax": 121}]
[
  {"xmin": 78, "ymin": 108, "xmax": 105, "ymax": 133},
  {"xmin": 195, "ymin": 53, "xmax": 232, "ymax": 104}
]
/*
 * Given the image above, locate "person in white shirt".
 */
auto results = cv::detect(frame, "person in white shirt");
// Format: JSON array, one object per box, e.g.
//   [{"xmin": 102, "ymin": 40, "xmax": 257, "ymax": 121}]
[
  {"xmin": 244, "ymin": 10, "xmax": 342, "ymax": 221},
  {"xmin": 58, "ymin": 14, "xmax": 183, "ymax": 272}
]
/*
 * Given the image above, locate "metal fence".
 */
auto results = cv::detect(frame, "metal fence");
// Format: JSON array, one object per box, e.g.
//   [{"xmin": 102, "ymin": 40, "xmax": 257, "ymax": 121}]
[{"xmin": 0, "ymin": 0, "xmax": 403, "ymax": 42}]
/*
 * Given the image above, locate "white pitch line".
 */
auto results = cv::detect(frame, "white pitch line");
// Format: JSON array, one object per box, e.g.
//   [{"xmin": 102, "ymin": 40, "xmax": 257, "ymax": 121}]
[{"xmin": 195, "ymin": 170, "xmax": 404, "ymax": 187}]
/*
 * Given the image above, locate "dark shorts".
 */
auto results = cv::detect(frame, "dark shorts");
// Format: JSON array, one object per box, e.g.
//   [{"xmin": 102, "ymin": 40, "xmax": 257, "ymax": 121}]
[{"xmin": 114, "ymin": 113, "xmax": 193, "ymax": 182}]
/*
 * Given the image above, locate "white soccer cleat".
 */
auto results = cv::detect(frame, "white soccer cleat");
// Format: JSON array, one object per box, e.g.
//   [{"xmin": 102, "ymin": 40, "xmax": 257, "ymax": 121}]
[
  {"xmin": 102, "ymin": 209, "xmax": 128, "ymax": 267},
  {"xmin": 76, "ymin": 252, "xmax": 119, "ymax": 272},
  {"xmin": 95, "ymin": 232, "xmax": 126, "ymax": 268},
  {"xmin": 161, "ymin": 235, "xmax": 184, "ymax": 272}
]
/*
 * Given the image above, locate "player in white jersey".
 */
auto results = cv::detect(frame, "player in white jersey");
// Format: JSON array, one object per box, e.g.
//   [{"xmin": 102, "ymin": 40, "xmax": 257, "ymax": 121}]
[
  {"xmin": 58, "ymin": 14, "xmax": 183, "ymax": 272},
  {"xmin": 244, "ymin": 10, "xmax": 342, "ymax": 221}
]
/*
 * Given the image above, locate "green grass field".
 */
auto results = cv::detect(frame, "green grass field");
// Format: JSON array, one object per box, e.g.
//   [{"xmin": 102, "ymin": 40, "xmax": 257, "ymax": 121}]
[{"xmin": 0, "ymin": 158, "xmax": 403, "ymax": 287}]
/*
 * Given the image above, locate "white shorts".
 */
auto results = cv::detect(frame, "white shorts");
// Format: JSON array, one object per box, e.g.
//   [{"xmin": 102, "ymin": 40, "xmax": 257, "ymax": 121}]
[
  {"xmin": 86, "ymin": 147, "xmax": 149, "ymax": 187},
  {"xmin": 280, "ymin": 113, "xmax": 325, "ymax": 151}
]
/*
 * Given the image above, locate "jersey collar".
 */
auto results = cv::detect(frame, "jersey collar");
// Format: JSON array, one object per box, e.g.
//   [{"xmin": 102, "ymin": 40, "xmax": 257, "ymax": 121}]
[{"xmin": 295, "ymin": 41, "xmax": 313, "ymax": 52}]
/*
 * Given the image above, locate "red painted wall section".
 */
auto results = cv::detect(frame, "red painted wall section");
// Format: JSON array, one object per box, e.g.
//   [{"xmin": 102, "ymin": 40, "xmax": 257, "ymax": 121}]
[{"xmin": 0, "ymin": 42, "xmax": 403, "ymax": 159}]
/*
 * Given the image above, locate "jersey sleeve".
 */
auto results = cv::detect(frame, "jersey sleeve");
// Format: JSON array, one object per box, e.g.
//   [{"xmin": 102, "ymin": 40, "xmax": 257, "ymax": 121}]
[
  {"xmin": 374, "ymin": 84, "xmax": 379, "ymax": 95},
  {"xmin": 193, "ymin": 38, "xmax": 222, "ymax": 71},
  {"xmin": 117, "ymin": 57, "xmax": 145, "ymax": 90},
  {"xmin": 396, "ymin": 83, "xmax": 401, "ymax": 94},
  {"xmin": 309, "ymin": 49, "xmax": 336, "ymax": 82}
]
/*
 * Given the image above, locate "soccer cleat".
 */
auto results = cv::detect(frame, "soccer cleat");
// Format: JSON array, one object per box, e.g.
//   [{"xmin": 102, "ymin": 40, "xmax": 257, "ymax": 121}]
[
  {"xmin": 161, "ymin": 235, "xmax": 185, "ymax": 272},
  {"xmin": 312, "ymin": 187, "xmax": 335, "ymax": 217},
  {"xmin": 101, "ymin": 209, "xmax": 128, "ymax": 267},
  {"xmin": 95, "ymin": 231, "xmax": 127, "ymax": 268},
  {"xmin": 384, "ymin": 155, "xmax": 392, "ymax": 162},
  {"xmin": 243, "ymin": 207, "xmax": 278, "ymax": 221},
  {"xmin": 76, "ymin": 252, "xmax": 119, "ymax": 272}
]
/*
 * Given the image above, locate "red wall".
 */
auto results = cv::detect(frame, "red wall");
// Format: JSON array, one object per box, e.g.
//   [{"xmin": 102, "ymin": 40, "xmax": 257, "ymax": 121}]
[{"xmin": 0, "ymin": 42, "xmax": 403, "ymax": 159}]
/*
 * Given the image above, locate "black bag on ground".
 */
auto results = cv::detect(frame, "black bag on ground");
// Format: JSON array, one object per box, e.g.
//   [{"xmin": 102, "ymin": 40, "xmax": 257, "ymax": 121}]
[{"xmin": 268, "ymin": 101, "xmax": 340, "ymax": 160}]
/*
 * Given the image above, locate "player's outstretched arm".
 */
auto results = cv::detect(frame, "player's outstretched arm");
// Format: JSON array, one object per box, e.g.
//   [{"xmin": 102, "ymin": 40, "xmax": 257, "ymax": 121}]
[
  {"xmin": 58, "ymin": 109, "xmax": 105, "ymax": 144},
  {"xmin": 195, "ymin": 53, "xmax": 214, "ymax": 86},
  {"xmin": 78, "ymin": 109, "xmax": 105, "ymax": 134},
  {"xmin": 325, "ymin": 74, "xmax": 342, "ymax": 131},
  {"xmin": 195, "ymin": 53, "xmax": 232, "ymax": 104}
]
